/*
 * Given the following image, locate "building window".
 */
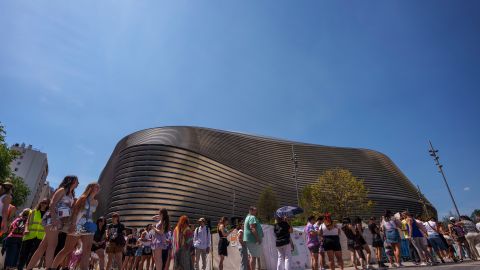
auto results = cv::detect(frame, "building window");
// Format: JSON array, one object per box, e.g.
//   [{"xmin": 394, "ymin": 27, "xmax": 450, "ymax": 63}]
[
  {"xmin": 14, "ymin": 168, "xmax": 18, "ymax": 171},
  {"xmin": 17, "ymin": 161, "xmax": 21, "ymax": 165}
]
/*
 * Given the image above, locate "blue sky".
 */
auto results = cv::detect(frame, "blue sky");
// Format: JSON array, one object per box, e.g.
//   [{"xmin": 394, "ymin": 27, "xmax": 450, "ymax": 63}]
[{"xmin": 1, "ymin": 1, "xmax": 479, "ymax": 218}]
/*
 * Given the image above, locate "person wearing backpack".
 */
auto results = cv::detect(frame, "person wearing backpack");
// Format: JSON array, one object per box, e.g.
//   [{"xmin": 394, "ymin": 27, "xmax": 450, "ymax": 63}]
[
  {"xmin": 448, "ymin": 217, "xmax": 472, "ymax": 262},
  {"xmin": 3, "ymin": 209, "xmax": 30, "ymax": 270},
  {"xmin": 193, "ymin": 218, "xmax": 211, "ymax": 270}
]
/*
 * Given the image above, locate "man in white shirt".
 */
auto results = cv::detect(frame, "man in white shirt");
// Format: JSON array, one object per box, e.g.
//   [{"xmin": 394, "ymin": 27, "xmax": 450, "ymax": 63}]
[{"xmin": 193, "ymin": 218, "xmax": 211, "ymax": 270}]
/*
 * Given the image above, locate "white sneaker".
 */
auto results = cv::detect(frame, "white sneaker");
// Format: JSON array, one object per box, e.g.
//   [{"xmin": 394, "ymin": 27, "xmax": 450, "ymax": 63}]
[{"xmin": 420, "ymin": 262, "xmax": 428, "ymax": 266}]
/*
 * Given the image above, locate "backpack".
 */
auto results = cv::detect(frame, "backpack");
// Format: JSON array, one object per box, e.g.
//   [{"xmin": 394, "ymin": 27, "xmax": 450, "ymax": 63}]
[
  {"xmin": 193, "ymin": 226, "xmax": 210, "ymax": 248},
  {"xmin": 452, "ymin": 225, "xmax": 465, "ymax": 238},
  {"xmin": 12, "ymin": 219, "xmax": 26, "ymax": 235}
]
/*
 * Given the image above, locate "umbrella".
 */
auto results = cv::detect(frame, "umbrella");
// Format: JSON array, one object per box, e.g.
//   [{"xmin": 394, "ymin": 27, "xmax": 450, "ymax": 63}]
[{"xmin": 276, "ymin": 206, "xmax": 304, "ymax": 218}]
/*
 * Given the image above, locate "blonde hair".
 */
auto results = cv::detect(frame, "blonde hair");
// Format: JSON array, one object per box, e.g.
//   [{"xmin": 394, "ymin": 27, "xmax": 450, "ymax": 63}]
[{"xmin": 74, "ymin": 183, "xmax": 99, "ymax": 213}]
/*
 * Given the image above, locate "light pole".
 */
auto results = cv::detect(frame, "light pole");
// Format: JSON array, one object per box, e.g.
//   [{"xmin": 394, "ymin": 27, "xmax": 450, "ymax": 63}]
[
  {"xmin": 291, "ymin": 145, "xmax": 300, "ymax": 206},
  {"xmin": 232, "ymin": 189, "xmax": 236, "ymax": 218},
  {"xmin": 428, "ymin": 140, "xmax": 461, "ymax": 217}
]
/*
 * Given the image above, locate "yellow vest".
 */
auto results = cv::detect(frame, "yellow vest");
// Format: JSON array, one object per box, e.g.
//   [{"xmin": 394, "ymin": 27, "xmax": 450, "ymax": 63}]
[{"xmin": 23, "ymin": 210, "xmax": 45, "ymax": 241}]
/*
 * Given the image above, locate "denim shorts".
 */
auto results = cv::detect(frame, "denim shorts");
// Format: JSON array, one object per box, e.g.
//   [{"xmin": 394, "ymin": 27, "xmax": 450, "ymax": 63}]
[
  {"xmin": 385, "ymin": 229, "xmax": 400, "ymax": 244},
  {"xmin": 428, "ymin": 234, "xmax": 447, "ymax": 252}
]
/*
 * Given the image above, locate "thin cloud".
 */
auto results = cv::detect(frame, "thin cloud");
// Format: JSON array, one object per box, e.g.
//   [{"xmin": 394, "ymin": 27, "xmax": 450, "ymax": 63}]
[
  {"xmin": 76, "ymin": 144, "xmax": 95, "ymax": 156},
  {"xmin": 464, "ymin": 187, "xmax": 470, "ymax": 191}
]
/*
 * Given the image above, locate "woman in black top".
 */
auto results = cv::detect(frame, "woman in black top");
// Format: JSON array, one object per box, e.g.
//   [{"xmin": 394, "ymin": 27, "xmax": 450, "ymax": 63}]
[
  {"xmin": 368, "ymin": 217, "xmax": 387, "ymax": 268},
  {"xmin": 92, "ymin": 217, "xmax": 107, "ymax": 270},
  {"xmin": 123, "ymin": 228, "xmax": 138, "ymax": 270},
  {"xmin": 353, "ymin": 217, "xmax": 373, "ymax": 270},
  {"xmin": 217, "ymin": 217, "xmax": 230, "ymax": 270},
  {"xmin": 341, "ymin": 218, "xmax": 364, "ymax": 270},
  {"xmin": 274, "ymin": 215, "xmax": 293, "ymax": 270}
]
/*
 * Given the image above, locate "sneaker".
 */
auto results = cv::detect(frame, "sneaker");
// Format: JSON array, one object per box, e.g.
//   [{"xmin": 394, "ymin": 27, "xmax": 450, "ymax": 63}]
[
  {"xmin": 367, "ymin": 264, "xmax": 377, "ymax": 270},
  {"xmin": 397, "ymin": 264, "xmax": 405, "ymax": 268},
  {"xmin": 420, "ymin": 262, "xmax": 428, "ymax": 266}
]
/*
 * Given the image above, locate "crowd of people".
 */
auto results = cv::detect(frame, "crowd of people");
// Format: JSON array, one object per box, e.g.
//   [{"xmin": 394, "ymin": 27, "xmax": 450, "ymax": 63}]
[
  {"xmin": 0, "ymin": 176, "xmax": 479, "ymax": 270},
  {"xmin": 302, "ymin": 210, "xmax": 480, "ymax": 270},
  {"xmin": 0, "ymin": 176, "xmax": 267, "ymax": 270}
]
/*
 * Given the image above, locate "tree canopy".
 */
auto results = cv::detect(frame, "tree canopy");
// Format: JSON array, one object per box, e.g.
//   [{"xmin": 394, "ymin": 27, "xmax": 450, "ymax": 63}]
[
  {"xmin": 301, "ymin": 168, "xmax": 374, "ymax": 221},
  {"xmin": 0, "ymin": 123, "xmax": 31, "ymax": 207},
  {"xmin": 257, "ymin": 186, "xmax": 279, "ymax": 223}
]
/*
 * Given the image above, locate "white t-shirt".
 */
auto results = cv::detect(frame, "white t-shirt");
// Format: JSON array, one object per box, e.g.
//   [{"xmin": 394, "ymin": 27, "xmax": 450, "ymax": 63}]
[
  {"xmin": 320, "ymin": 223, "xmax": 339, "ymax": 236},
  {"xmin": 476, "ymin": 222, "xmax": 480, "ymax": 232},
  {"xmin": 424, "ymin": 221, "xmax": 438, "ymax": 235}
]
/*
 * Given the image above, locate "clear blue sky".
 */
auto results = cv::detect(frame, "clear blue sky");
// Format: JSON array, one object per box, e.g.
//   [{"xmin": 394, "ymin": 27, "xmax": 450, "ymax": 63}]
[{"xmin": 1, "ymin": 1, "xmax": 479, "ymax": 218}]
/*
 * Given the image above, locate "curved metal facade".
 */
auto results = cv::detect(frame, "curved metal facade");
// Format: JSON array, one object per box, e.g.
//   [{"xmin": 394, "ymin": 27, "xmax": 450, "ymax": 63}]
[{"xmin": 97, "ymin": 126, "xmax": 435, "ymax": 227}]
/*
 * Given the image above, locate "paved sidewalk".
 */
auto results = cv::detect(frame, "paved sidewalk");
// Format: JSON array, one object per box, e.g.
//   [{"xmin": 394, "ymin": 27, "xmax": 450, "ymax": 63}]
[{"xmin": 342, "ymin": 260, "xmax": 480, "ymax": 270}]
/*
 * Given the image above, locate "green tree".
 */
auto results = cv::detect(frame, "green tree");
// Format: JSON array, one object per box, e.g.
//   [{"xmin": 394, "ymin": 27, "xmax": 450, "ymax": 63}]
[
  {"xmin": 301, "ymin": 168, "xmax": 374, "ymax": 221},
  {"xmin": 0, "ymin": 123, "xmax": 31, "ymax": 207},
  {"xmin": 257, "ymin": 186, "xmax": 279, "ymax": 223}
]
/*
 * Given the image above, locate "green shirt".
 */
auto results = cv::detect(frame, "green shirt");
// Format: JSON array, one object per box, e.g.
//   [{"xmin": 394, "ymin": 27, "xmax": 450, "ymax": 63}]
[{"xmin": 243, "ymin": 214, "xmax": 263, "ymax": 243}]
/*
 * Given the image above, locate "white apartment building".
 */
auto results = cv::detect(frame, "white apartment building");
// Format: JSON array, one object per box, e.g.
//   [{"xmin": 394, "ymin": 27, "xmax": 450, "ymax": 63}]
[
  {"xmin": 31, "ymin": 180, "xmax": 53, "ymax": 207},
  {"xmin": 10, "ymin": 143, "xmax": 49, "ymax": 209}
]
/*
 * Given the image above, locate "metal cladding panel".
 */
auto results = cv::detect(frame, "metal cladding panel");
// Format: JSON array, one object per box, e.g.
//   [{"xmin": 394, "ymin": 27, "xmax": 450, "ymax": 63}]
[{"xmin": 97, "ymin": 126, "xmax": 436, "ymax": 227}]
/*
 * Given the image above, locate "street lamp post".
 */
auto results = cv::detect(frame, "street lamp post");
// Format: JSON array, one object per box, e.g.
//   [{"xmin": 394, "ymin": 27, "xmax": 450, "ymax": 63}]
[
  {"xmin": 291, "ymin": 145, "xmax": 300, "ymax": 206},
  {"xmin": 428, "ymin": 140, "xmax": 461, "ymax": 217}
]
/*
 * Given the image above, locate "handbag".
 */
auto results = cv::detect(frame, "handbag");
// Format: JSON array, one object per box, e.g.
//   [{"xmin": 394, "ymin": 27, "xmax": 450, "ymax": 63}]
[{"xmin": 84, "ymin": 222, "xmax": 97, "ymax": 233}]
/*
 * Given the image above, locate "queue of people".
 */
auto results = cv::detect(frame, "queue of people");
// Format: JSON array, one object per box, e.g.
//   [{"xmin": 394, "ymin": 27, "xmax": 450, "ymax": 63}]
[
  {"xmin": 1, "ymin": 176, "xmax": 479, "ymax": 270},
  {"xmin": 302, "ymin": 209, "xmax": 480, "ymax": 270},
  {"xmin": 0, "ymin": 177, "xmax": 268, "ymax": 270}
]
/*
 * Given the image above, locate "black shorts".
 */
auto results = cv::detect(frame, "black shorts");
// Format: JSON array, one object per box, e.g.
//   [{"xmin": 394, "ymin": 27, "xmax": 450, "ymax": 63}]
[
  {"xmin": 347, "ymin": 239, "xmax": 355, "ymax": 251},
  {"xmin": 143, "ymin": 247, "xmax": 152, "ymax": 256},
  {"xmin": 372, "ymin": 239, "xmax": 384, "ymax": 248},
  {"xmin": 218, "ymin": 238, "xmax": 228, "ymax": 256},
  {"xmin": 357, "ymin": 236, "xmax": 366, "ymax": 246},
  {"xmin": 125, "ymin": 248, "xmax": 136, "ymax": 257},
  {"xmin": 324, "ymin": 235, "xmax": 341, "ymax": 252},
  {"xmin": 308, "ymin": 245, "xmax": 320, "ymax": 254},
  {"xmin": 372, "ymin": 235, "xmax": 384, "ymax": 248}
]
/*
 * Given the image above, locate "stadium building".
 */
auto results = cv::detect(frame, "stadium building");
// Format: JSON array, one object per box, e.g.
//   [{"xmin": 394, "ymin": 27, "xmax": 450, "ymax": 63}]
[{"xmin": 97, "ymin": 126, "xmax": 435, "ymax": 227}]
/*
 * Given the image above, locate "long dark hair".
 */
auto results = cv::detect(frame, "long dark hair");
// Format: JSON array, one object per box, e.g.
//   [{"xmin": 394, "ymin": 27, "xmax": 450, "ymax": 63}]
[
  {"xmin": 58, "ymin": 175, "xmax": 78, "ymax": 197},
  {"xmin": 160, "ymin": 208, "xmax": 169, "ymax": 231},
  {"xmin": 96, "ymin": 216, "xmax": 107, "ymax": 234},
  {"xmin": 35, "ymin": 198, "xmax": 50, "ymax": 211},
  {"xmin": 217, "ymin": 216, "xmax": 228, "ymax": 232},
  {"xmin": 74, "ymin": 183, "xmax": 98, "ymax": 214}
]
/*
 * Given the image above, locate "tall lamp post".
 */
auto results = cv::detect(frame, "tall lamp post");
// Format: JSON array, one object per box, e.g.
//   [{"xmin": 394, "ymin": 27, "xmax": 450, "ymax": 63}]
[
  {"xmin": 428, "ymin": 140, "xmax": 461, "ymax": 217},
  {"xmin": 291, "ymin": 145, "xmax": 300, "ymax": 206}
]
